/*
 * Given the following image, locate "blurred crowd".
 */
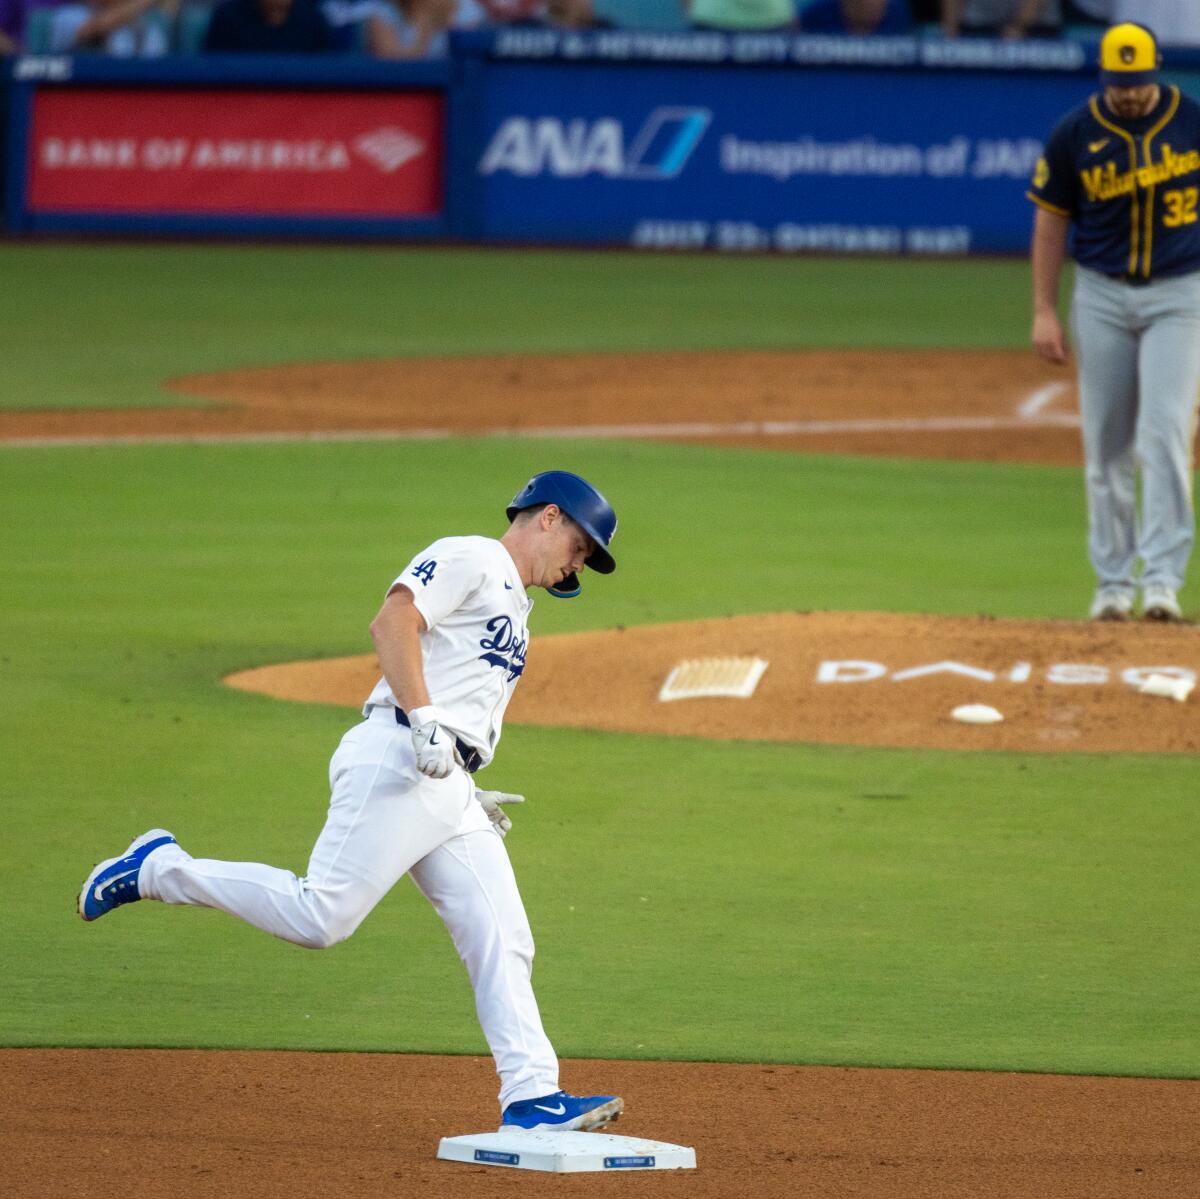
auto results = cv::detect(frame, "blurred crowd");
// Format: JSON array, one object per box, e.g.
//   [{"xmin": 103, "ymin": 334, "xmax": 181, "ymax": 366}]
[{"xmin": 0, "ymin": 0, "xmax": 1196, "ymax": 58}]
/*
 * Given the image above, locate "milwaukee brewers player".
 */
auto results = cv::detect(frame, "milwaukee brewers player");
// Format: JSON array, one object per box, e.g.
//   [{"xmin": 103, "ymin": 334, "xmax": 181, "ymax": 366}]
[
  {"xmin": 77, "ymin": 470, "xmax": 624, "ymax": 1134},
  {"xmin": 1028, "ymin": 22, "xmax": 1200, "ymax": 622}
]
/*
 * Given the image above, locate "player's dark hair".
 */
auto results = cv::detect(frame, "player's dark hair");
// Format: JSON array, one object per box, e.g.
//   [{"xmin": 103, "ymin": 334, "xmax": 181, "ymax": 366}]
[{"xmin": 512, "ymin": 504, "xmax": 589, "ymax": 543}]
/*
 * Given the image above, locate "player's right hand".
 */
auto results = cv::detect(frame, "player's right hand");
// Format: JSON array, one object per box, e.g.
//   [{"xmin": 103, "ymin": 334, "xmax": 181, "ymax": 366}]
[
  {"xmin": 408, "ymin": 706, "xmax": 461, "ymax": 779},
  {"xmin": 1032, "ymin": 310, "xmax": 1069, "ymax": 364}
]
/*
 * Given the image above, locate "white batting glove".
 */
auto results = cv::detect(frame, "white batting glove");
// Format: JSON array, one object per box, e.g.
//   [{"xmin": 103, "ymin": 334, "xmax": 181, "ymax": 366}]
[
  {"xmin": 476, "ymin": 789, "xmax": 525, "ymax": 837},
  {"xmin": 408, "ymin": 706, "xmax": 461, "ymax": 779}
]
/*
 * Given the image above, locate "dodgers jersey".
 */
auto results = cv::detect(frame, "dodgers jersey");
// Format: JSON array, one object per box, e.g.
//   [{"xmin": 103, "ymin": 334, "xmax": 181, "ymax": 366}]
[
  {"xmin": 363, "ymin": 535, "xmax": 531, "ymax": 766},
  {"xmin": 1028, "ymin": 85, "xmax": 1200, "ymax": 281}
]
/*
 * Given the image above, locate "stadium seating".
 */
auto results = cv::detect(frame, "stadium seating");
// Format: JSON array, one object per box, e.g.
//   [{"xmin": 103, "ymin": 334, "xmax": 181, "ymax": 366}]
[
  {"xmin": 594, "ymin": 0, "xmax": 690, "ymax": 32},
  {"xmin": 177, "ymin": 4, "xmax": 214, "ymax": 52},
  {"xmin": 24, "ymin": 6, "xmax": 175, "ymax": 53}
]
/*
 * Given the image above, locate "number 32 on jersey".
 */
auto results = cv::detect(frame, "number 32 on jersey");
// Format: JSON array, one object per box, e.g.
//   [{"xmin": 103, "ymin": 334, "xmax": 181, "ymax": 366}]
[{"xmin": 1163, "ymin": 187, "xmax": 1199, "ymax": 227}]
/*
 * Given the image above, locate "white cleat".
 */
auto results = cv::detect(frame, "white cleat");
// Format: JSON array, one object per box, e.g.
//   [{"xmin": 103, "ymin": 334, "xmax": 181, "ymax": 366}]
[
  {"xmin": 1088, "ymin": 588, "xmax": 1133, "ymax": 622},
  {"xmin": 1142, "ymin": 585, "xmax": 1183, "ymax": 623}
]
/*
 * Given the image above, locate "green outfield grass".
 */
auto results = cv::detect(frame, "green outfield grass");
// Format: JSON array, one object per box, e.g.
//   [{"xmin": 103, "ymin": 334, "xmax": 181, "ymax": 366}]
[
  {"xmin": 3, "ymin": 430, "xmax": 1197, "ymax": 1079},
  {"xmin": 0, "ymin": 244, "xmax": 1040, "ymax": 411}
]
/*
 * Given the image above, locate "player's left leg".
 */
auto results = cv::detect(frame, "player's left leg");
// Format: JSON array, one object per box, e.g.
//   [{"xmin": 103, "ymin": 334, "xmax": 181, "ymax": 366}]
[
  {"xmin": 128, "ymin": 715, "xmax": 474, "ymax": 946},
  {"xmin": 1072, "ymin": 267, "xmax": 1141, "ymax": 606},
  {"xmin": 408, "ymin": 824, "xmax": 560, "ymax": 1110},
  {"xmin": 1134, "ymin": 271, "xmax": 1200, "ymax": 598}
]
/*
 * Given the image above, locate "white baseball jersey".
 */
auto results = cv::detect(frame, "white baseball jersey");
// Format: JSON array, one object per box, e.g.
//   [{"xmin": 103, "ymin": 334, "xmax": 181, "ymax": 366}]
[{"xmin": 363, "ymin": 535, "xmax": 531, "ymax": 766}]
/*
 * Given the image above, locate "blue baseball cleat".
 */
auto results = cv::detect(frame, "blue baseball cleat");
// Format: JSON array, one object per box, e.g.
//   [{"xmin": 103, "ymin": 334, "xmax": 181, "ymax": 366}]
[
  {"xmin": 77, "ymin": 829, "xmax": 176, "ymax": 922},
  {"xmin": 500, "ymin": 1090, "xmax": 623, "ymax": 1133}
]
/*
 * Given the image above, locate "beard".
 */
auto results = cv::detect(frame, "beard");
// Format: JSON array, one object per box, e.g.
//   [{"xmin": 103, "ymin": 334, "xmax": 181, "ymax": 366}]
[{"xmin": 1107, "ymin": 87, "xmax": 1158, "ymax": 119}]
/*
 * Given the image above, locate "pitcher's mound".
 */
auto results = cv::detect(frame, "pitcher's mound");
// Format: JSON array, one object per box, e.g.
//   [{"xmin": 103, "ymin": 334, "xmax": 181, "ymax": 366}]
[{"xmin": 226, "ymin": 611, "xmax": 1200, "ymax": 754}]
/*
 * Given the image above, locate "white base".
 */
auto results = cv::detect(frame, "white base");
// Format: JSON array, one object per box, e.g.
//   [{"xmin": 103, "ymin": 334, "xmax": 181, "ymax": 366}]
[{"xmin": 437, "ymin": 1129, "xmax": 697, "ymax": 1173}]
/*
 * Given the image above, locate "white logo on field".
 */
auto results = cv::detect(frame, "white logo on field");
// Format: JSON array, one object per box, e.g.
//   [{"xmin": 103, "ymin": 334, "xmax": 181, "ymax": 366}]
[
  {"xmin": 815, "ymin": 660, "xmax": 1196, "ymax": 687},
  {"xmin": 354, "ymin": 127, "xmax": 426, "ymax": 173}
]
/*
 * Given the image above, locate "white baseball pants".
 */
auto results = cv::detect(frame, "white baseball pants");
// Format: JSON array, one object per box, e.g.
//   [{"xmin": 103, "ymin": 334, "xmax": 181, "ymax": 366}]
[{"xmin": 139, "ymin": 707, "xmax": 559, "ymax": 1109}]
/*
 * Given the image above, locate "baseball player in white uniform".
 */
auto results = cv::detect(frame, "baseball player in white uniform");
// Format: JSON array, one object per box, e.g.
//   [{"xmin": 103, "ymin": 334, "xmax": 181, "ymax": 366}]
[{"xmin": 77, "ymin": 470, "xmax": 623, "ymax": 1133}]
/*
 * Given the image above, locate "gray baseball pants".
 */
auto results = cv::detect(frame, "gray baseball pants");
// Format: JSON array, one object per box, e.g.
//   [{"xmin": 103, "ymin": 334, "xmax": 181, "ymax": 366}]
[{"xmin": 1071, "ymin": 266, "xmax": 1200, "ymax": 595}]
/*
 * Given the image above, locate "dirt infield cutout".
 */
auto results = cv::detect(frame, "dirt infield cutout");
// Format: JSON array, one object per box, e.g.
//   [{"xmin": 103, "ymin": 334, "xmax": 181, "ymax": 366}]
[
  {"xmin": 8, "ymin": 1048, "xmax": 1200, "ymax": 1199},
  {"xmin": 0, "ymin": 348, "xmax": 1088, "ymax": 464},
  {"xmin": 227, "ymin": 610, "xmax": 1200, "ymax": 755}
]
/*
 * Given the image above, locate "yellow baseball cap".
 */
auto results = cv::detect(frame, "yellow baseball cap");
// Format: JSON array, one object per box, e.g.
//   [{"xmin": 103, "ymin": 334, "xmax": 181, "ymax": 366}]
[{"xmin": 1099, "ymin": 23, "xmax": 1160, "ymax": 87}]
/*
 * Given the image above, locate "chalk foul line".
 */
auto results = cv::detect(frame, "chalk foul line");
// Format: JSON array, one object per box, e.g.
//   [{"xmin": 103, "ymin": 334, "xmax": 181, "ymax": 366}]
[
  {"xmin": 1018, "ymin": 380, "xmax": 1072, "ymax": 419},
  {"xmin": 1, "ymin": 412, "xmax": 1082, "ymax": 449}
]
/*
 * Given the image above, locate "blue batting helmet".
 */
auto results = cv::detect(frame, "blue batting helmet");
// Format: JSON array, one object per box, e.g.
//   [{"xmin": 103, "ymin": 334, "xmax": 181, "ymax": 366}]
[{"xmin": 506, "ymin": 470, "xmax": 617, "ymax": 599}]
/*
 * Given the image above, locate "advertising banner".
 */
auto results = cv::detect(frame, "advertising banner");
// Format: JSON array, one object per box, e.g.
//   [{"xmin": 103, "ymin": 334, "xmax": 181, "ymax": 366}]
[
  {"xmin": 469, "ymin": 60, "xmax": 1096, "ymax": 254},
  {"xmin": 27, "ymin": 87, "xmax": 443, "ymax": 216}
]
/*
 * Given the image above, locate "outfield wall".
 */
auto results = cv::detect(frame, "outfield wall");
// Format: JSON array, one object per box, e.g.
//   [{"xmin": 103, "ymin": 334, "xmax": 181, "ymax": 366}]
[{"xmin": 6, "ymin": 31, "xmax": 1200, "ymax": 253}]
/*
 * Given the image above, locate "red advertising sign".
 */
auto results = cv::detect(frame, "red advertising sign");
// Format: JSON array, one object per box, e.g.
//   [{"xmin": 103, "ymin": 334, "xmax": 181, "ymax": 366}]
[{"xmin": 28, "ymin": 88, "xmax": 443, "ymax": 216}]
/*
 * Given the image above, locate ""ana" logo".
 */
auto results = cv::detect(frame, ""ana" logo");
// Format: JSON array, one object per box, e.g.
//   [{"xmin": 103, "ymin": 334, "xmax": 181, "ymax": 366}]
[{"xmin": 479, "ymin": 108, "xmax": 710, "ymax": 180}]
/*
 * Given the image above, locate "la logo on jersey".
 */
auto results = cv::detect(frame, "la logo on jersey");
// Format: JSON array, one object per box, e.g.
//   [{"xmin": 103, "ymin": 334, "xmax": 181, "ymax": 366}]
[
  {"xmin": 411, "ymin": 559, "xmax": 437, "ymax": 587},
  {"xmin": 478, "ymin": 615, "xmax": 526, "ymax": 682}
]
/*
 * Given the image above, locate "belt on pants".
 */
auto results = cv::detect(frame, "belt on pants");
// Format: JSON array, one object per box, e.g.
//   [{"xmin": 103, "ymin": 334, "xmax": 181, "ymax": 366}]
[
  {"xmin": 1106, "ymin": 273, "xmax": 1153, "ymax": 287},
  {"xmin": 374, "ymin": 705, "xmax": 484, "ymax": 774}
]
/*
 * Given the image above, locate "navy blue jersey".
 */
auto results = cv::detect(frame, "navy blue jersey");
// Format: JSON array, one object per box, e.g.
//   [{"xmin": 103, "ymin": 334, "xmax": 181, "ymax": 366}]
[{"xmin": 1027, "ymin": 85, "xmax": 1200, "ymax": 281}]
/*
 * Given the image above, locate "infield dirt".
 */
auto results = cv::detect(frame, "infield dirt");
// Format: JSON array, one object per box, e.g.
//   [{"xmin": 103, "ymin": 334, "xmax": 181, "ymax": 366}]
[
  {"xmin": 228, "ymin": 610, "xmax": 1200, "ymax": 755},
  {"xmin": 7, "ymin": 1049, "xmax": 1199, "ymax": 1198},
  {"xmin": 2, "ymin": 347, "xmax": 1083, "ymax": 464}
]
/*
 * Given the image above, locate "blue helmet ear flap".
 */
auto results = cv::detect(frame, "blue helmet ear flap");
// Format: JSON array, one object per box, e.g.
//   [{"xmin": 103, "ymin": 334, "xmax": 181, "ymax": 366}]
[
  {"xmin": 547, "ymin": 572, "xmax": 582, "ymax": 599},
  {"xmin": 506, "ymin": 470, "xmax": 618, "ymax": 597}
]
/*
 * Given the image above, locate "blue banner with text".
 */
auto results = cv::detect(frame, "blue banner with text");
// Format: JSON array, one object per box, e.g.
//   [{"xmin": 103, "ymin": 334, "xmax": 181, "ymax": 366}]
[{"xmin": 465, "ymin": 49, "xmax": 1094, "ymax": 254}]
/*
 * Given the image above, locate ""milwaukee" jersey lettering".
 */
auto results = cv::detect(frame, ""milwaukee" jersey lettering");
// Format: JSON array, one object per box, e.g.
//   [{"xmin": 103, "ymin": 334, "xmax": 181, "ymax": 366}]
[{"xmin": 1079, "ymin": 143, "xmax": 1200, "ymax": 203}]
